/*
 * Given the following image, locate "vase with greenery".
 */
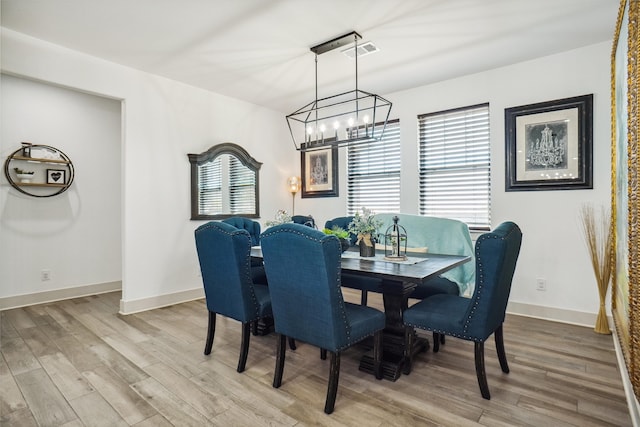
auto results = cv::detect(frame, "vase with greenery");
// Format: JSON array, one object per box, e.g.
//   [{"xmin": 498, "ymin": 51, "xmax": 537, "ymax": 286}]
[
  {"xmin": 348, "ymin": 207, "xmax": 383, "ymax": 257},
  {"xmin": 579, "ymin": 203, "xmax": 613, "ymax": 334},
  {"xmin": 322, "ymin": 226, "xmax": 351, "ymax": 252},
  {"xmin": 265, "ymin": 209, "xmax": 292, "ymax": 227}
]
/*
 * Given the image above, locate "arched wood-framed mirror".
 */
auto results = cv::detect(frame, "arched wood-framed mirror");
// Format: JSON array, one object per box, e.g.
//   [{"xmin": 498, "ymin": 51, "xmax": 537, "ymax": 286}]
[{"xmin": 188, "ymin": 143, "xmax": 262, "ymax": 220}]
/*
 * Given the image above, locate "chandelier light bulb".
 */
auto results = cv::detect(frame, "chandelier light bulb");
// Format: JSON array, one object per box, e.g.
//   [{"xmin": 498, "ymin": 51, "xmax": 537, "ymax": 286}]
[{"xmin": 363, "ymin": 114, "xmax": 370, "ymax": 136}]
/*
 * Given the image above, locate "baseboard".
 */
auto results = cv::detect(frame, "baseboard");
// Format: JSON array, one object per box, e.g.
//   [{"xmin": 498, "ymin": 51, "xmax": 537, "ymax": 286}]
[
  {"xmin": 0, "ymin": 281, "xmax": 122, "ymax": 311},
  {"xmin": 612, "ymin": 321, "xmax": 640, "ymax": 426},
  {"xmin": 507, "ymin": 300, "xmax": 610, "ymax": 328},
  {"xmin": 119, "ymin": 287, "xmax": 204, "ymax": 315}
]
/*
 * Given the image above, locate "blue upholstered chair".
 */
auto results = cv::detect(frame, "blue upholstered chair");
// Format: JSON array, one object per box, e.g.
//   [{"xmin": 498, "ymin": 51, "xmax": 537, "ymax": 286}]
[
  {"xmin": 222, "ymin": 217, "xmax": 267, "ymax": 285},
  {"xmin": 325, "ymin": 216, "xmax": 380, "ymax": 306},
  {"xmin": 194, "ymin": 221, "xmax": 272, "ymax": 373},
  {"xmin": 260, "ymin": 223, "xmax": 385, "ymax": 414},
  {"xmin": 402, "ymin": 221, "xmax": 522, "ymax": 399},
  {"xmin": 221, "ymin": 217, "xmax": 261, "ymax": 245},
  {"xmin": 292, "ymin": 214, "xmax": 317, "ymax": 228}
]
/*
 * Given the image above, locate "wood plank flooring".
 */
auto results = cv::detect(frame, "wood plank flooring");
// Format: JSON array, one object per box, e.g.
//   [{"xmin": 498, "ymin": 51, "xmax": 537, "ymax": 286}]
[{"xmin": 0, "ymin": 290, "xmax": 632, "ymax": 426}]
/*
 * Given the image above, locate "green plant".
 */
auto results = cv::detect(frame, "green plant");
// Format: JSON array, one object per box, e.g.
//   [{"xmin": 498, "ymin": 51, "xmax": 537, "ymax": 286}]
[
  {"xmin": 14, "ymin": 167, "xmax": 34, "ymax": 175},
  {"xmin": 322, "ymin": 226, "xmax": 350, "ymax": 240}
]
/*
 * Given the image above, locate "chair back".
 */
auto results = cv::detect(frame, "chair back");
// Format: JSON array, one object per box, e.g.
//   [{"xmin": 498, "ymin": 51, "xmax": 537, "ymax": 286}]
[
  {"xmin": 260, "ymin": 223, "xmax": 350, "ymax": 351},
  {"xmin": 463, "ymin": 221, "xmax": 522, "ymax": 339},
  {"xmin": 325, "ymin": 216, "xmax": 356, "ymax": 245},
  {"xmin": 292, "ymin": 215, "xmax": 317, "ymax": 228},
  {"xmin": 222, "ymin": 217, "xmax": 261, "ymax": 246},
  {"xmin": 194, "ymin": 221, "xmax": 261, "ymax": 323}
]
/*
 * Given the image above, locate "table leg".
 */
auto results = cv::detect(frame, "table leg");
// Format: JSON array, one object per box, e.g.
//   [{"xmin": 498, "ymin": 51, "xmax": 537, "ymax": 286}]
[{"xmin": 359, "ymin": 279, "xmax": 429, "ymax": 380}]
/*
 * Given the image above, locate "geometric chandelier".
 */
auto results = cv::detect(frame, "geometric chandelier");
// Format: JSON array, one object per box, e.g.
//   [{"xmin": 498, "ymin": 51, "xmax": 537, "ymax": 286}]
[{"xmin": 286, "ymin": 31, "xmax": 392, "ymax": 152}]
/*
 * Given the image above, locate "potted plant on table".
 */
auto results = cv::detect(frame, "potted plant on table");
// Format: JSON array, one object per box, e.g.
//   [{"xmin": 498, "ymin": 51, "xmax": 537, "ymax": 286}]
[
  {"xmin": 322, "ymin": 226, "xmax": 351, "ymax": 252},
  {"xmin": 348, "ymin": 207, "xmax": 383, "ymax": 257}
]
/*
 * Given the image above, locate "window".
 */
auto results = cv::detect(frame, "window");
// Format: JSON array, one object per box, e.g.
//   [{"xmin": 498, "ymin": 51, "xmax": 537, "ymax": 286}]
[
  {"xmin": 188, "ymin": 143, "xmax": 261, "ymax": 220},
  {"xmin": 347, "ymin": 119, "xmax": 401, "ymax": 214},
  {"xmin": 418, "ymin": 104, "xmax": 490, "ymax": 230}
]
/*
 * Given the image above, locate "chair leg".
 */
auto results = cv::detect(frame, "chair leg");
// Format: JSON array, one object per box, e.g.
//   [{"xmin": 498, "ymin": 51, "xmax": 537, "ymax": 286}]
[
  {"xmin": 204, "ymin": 311, "xmax": 216, "ymax": 355},
  {"xmin": 373, "ymin": 330, "xmax": 383, "ymax": 380},
  {"xmin": 325, "ymin": 351, "xmax": 341, "ymax": 414},
  {"xmin": 320, "ymin": 348, "xmax": 327, "ymax": 360},
  {"xmin": 288, "ymin": 337, "xmax": 297, "ymax": 351},
  {"xmin": 361, "ymin": 290, "xmax": 368, "ymax": 306},
  {"xmin": 432, "ymin": 332, "xmax": 440, "ymax": 353},
  {"xmin": 474, "ymin": 341, "xmax": 490, "ymax": 399},
  {"xmin": 495, "ymin": 324, "xmax": 510, "ymax": 373},
  {"xmin": 237, "ymin": 322, "xmax": 251, "ymax": 373},
  {"xmin": 251, "ymin": 320, "xmax": 258, "ymax": 336},
  {"xmin": 273, "ymin": 334, "xmax": 287, "ymax": 388},
  {"xmin": 440, "ymin": 334, "xmax": 446, "ymax": 345}
]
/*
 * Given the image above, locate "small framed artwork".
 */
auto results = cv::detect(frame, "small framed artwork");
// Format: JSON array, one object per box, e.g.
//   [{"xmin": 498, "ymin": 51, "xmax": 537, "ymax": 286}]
[
  {"xmin": 47, "ymin": 169, "xmax": 66, "ymax": 185},
  {"xmin": 505, "ymin": 94, "xmax": 593, "ymax": 191},
  {"xmin": 301, "ymin": 146, "xmax": 338, "ymax": 198}
]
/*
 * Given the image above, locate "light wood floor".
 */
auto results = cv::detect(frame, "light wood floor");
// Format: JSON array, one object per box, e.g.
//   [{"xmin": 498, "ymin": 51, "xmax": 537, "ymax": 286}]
[{"xmin": 0, "ymin": 290, "xmax": 632, "ymax": 426}]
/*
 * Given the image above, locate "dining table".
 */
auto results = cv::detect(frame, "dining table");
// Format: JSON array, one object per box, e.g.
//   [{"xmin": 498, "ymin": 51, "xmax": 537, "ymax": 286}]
[{"xmin": 251, "ymin": 246, "xmax": 471, "ymax": 381}]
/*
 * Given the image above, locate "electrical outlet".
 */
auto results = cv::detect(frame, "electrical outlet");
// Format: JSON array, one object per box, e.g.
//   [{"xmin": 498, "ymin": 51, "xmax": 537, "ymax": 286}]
[
  {"xmin": 41, "ymin": 269, "xmax": 51, "ymax": 281},
  {"xmin": 536, "ymin": 278, "xmax": 546, "ymax": 291}
]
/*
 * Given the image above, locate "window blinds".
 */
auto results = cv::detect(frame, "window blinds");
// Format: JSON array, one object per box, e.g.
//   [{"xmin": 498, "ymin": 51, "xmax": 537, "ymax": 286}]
[
  {"xmin": 347, "ymin": 119, "xmax": 401, "ymax": 214},
  {"xmin": 198, "ymin": 158, "xmax": 222, "ymax": 215},
  {"xmin": 418, "ymin": 104, "xmax": 491, "ymax": 230},
  {"xmin": 229, "ymin": 155, "xmax": 256, "ymax": 214}
]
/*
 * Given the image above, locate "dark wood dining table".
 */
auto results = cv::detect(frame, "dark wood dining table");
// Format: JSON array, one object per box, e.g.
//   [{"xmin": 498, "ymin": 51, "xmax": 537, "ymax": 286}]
[
  {"xmin": 340, "ymin": 249, "xmax": 470, "ymax": 380},
  {"xmin": 251, "ymin": 246, "xmax": 471, "ymax": 381}
]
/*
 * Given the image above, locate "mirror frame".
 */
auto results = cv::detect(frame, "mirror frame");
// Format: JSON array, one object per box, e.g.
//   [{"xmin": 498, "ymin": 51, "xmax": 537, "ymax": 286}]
[
  {"xmin": 188, "ymin": 142, "xmax": 262, "ymax": 220},
  {"xmin": 612, "ymin": 0, "xmax": 640, "ymax": 401}
]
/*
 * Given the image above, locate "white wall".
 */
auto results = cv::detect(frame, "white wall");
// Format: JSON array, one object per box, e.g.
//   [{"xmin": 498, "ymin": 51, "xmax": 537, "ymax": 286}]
[
  {"xmin": 0, "ymin": 74, "xmax": 122, "ymax": 302},
  {"xmin": 1, "ymin": 27, "xmax": 613, "ymax": 323},
  {"xmin": 1, "ymin": 29, "xmax": 296, "ymax": 312},
  {"xmin": 305, "ymin": 42, "xmax": 613, "ymax": 323}
]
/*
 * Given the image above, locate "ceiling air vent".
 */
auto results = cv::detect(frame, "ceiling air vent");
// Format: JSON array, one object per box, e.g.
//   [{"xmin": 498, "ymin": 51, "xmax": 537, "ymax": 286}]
[{"xmin": 341, "ymin": 41, "xmax": 379, "ymax": 59}]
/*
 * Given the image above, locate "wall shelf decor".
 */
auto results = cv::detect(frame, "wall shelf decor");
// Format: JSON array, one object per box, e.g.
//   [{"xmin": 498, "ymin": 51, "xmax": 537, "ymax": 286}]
[{"xmin": 3, "ymin": 144, "xmax": 75, "ymax": 197}]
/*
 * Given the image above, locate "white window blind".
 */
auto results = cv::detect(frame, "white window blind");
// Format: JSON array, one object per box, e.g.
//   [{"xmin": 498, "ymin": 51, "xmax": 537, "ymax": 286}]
[
  {"xmin": 229, "ymin": 155, "xmax": 256, "ymax": 214},
  {"xmin": 198, "ymin": 158, "xmax": 222, "ymax": 215},
  {"xmin": 418, "ymin": 104, "xmax": 491, "ymax": 230},
  {"xmin": 197, "ymin": 154, "xmax": 256, "ymax": 216},
  {"xmin": 347, "ymin": 119, "xmax": 401, "ymax": 214}
]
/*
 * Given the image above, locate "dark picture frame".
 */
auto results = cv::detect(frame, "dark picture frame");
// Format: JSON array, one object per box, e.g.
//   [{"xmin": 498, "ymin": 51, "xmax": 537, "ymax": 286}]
[
  {"xmin": 505, "ymin": 94, "xmax": 593, "ymax": 191},
  {"xmin": 46, "ymin": 169, "xmax": 66, "ymax": 185},
  {"xmin": 301, "ymin": 146, "xmax": 338, "ymax": 198}
]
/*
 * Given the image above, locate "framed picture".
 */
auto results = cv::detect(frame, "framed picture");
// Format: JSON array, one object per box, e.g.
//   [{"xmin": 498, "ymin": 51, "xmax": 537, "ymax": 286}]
[
  {"xmin": 46, "ymin": 169, "xmax": 66, "ymax": 184},
  {"xmin": 504, "ymin": 94, "xmax": 593, "ymax": 191},
  {"xmin": 301, "ymin": 146, "xmax": 338, "ymax": 198}
]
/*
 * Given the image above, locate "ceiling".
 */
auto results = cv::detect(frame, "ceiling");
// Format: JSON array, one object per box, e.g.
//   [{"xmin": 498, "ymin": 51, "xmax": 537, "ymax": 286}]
[{"xmin": 1, "ymin": 0, "xmax": 618, "ymax": 113}]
